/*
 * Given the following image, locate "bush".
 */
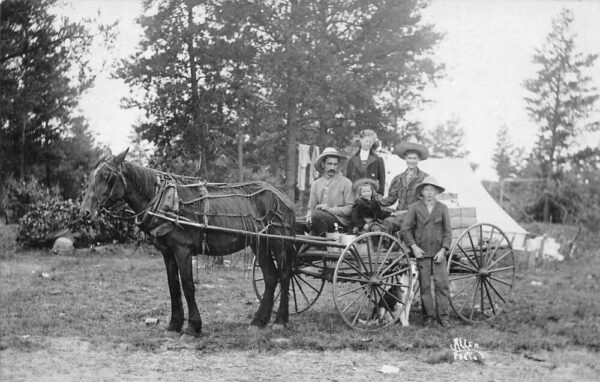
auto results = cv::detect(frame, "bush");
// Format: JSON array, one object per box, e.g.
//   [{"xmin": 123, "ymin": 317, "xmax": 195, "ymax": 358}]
[
  {"xmin": 3, "ymin": 177, "xmax": 60, "ymax": 224},
  {"xmin": 17, "ymin": 195, "xmax": 136, "ymax": 248}
]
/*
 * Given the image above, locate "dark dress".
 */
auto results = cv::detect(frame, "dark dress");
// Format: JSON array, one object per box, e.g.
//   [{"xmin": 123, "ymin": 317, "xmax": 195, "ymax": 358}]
[
  {"xmin": 345, "ymin": 151, "xmax": 386, "ymax": 195},
  {"xmin": 350, "ymin": 198, "xmax": 389, "ymax": 234}
]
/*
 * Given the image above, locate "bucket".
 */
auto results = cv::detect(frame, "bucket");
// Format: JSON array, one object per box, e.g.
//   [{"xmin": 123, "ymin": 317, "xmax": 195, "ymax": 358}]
[
  {"xmin": 325, "ymin": 232, "xmax": 341, "ymax": 242},
  {"xmin": 339, "ymin": 234, "xmax": 357, "ymax": 246}
]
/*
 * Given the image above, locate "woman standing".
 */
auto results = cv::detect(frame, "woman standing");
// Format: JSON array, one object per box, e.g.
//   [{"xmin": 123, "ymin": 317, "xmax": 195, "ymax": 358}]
[{"xmin": 345, "ymin": 129, "xmax": 386, "ymax": 196}]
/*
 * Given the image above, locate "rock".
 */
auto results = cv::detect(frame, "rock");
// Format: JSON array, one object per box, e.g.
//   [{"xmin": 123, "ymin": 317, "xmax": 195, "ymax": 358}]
[{"xmin": 52, "ymin": 237, "xmax": 74, "ymax": 255}]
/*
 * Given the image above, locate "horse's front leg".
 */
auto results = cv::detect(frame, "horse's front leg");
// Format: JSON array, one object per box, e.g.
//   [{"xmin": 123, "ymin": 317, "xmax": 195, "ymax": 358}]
[
  {"xmin": 161, "ymin": 250, "xmax": 184, "ymax": 332},
  {"xmin": 250, "ymin": 244, "xmax": 277, "ymax": 328},
  {"xmin": 173, "ymin": 246, "xmax": 202, "ymax": 337}
]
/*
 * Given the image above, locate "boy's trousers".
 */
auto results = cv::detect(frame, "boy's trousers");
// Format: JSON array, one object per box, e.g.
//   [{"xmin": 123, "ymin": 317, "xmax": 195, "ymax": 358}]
[{"xmin": 417, "ymin": 257, "xmax": 450, "ymax": 319}]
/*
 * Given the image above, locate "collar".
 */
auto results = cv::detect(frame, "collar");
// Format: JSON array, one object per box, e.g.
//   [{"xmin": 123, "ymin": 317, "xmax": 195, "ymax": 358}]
[{"xmin": 359, "ymin": 149, "xmax": 370, "ymax": 161}]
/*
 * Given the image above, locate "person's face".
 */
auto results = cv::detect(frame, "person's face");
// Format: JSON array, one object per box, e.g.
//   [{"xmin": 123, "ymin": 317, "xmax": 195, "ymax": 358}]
[
  {"xmin": 405, "ymin": 152, "xmax": 420, "ymax": 169},
  {"xmin": 359, "ymin": 186, "xmax": 372, "ymax": 199},
  {"xmin": 360, "ymin": 136, "xmax": 375, "ymax": 151},
  {"xmin": 323, "ymin": 157, "xmax": 339, "ymax": 178},
  {"xmin": 422, "ymin": 185, "xmax": 438, "ymax": 201}
]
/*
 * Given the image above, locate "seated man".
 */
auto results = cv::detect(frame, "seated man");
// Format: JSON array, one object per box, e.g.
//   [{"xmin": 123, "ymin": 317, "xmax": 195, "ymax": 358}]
[{"xmin": 305, "ymin": 147, "xmax": 355, "ymax": 236}]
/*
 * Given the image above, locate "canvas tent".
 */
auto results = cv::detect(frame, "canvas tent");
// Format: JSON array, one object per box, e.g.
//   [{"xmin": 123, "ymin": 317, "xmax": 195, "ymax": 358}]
[{"xmin": 377, "ymin": 151, "xmax": 528, "ymax": 250}]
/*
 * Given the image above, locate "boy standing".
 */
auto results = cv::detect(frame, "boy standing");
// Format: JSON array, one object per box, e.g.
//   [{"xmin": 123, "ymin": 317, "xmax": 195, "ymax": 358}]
[{"xmin": 401, "ymin": 176, "xmax": 452, "ymax": 327}]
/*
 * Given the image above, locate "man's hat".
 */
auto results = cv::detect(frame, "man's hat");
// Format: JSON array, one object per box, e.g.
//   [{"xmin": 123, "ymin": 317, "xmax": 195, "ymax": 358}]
[
  {"xmin": 394, "ymin": 142, "xmax": 429, "ymax": 160},
  {"xmin": 415, "ymin": 176, "xmax": 445, "ymax": 195},
  {"xmin": 314, "ymin": 147, "xmax": 347, "ymax": 173},
  {"xmin": 352, "ymin": 178, "xmax": 379, "ymax": 193}
]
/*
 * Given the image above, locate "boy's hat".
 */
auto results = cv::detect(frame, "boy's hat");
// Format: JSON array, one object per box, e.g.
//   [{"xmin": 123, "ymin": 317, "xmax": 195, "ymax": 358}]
[
  {"xmin": 415, "ymin": 176, "xmax": 445, "ymax": 195},
  {"xmin": 352, "ymin": 178, "xmax": 379, "ymax": 193},
  {"xmin": 314, "ymin": 147, "xmax": 347, "ymax": 173},
  {"xmin": 394, "ymin": 142, "xmax": 429, "ymax": 160}
]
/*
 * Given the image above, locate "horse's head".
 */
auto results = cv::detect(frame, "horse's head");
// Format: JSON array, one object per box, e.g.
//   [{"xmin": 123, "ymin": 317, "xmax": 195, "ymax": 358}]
[{"xmin": 81, "ymin": 148, "xmax": 129, "ymax": 220}]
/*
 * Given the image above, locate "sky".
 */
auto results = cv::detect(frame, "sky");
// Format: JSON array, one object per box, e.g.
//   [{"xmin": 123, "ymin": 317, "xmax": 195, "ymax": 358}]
[{"xmin": 64, "ymin": 0, "xmax": 600, "ymax": 180}]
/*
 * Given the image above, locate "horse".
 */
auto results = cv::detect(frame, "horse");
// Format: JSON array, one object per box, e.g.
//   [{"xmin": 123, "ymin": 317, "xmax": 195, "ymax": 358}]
[{"xmin": 81, "ymin": 148, "xmax": 296, "ymax": 336}]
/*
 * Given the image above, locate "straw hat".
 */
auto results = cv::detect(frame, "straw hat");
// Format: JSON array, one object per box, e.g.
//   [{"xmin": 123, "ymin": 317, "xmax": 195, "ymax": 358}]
[
  {"xmin": 415, "ymin": 176, "xmax": 445, "ymax": 195},
  {"xmin": 314, "ymin": 147, "xmax": 347, "ymax": 173},
  {"xmin": 352, "ymin": 178, "xmax": 379, "ymax": 193},
  {"xmin": 394, "ymin": 142, "xmax": 429, "ymax": 160}
]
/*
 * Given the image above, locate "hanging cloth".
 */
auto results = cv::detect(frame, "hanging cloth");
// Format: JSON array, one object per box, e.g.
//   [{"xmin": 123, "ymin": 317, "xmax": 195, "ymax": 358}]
[
  {"xmin": 309, "ymin": 146, "xmax": 320, "ymax": 185},
  {"xmin": 297, "ymin": 143, "xmax": 311, "ymax": 191}
]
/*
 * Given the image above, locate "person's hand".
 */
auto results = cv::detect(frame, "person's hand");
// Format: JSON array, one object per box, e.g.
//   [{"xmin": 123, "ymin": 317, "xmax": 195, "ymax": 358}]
[
  {"xmin": 363, "ymin": 223, "xmax": 369, "ymax": 231},
  {"xmin": 411, "ymin": 244, "xmax": 425, "ymax": 259},
  {"xmin": 316, "ymin": 204, "xmax": 330, "ymax": 212},
  {"xmin": 434, "ymin": 248, "xmax": 446, "ymax": 263},
  {"xmin": 352, "ymin": 227, "xmax": 359, "ymax": 234},
  {"xmin": 391, "ymin": 210, "xmax": 402, "ymax": 216}
]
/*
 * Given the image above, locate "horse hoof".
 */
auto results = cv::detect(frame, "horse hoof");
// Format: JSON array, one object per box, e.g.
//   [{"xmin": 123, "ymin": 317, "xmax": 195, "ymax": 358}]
[
  {"xmin": 272, "ymin": 323, "xmax": 286, "ymax": 331},
  {"xmin": 180, "ymin": 333, "xmax": 197, "ymax": 343}
]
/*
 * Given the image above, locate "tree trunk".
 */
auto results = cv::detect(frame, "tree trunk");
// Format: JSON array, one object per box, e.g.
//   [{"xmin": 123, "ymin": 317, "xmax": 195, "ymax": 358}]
[
  {"xmin": 237, "ymin": 130, "xmax": 244, "ymax": 183},
  {"xmin": 185, "ymin": 1, "xmax": 202, "ymax": 177},
  {"xmin": 284, "ymin": 107, "xmax": 298, "ymax": 199},
  {"xmin": 20, "ymin": 114, "xmax": 26, "ymax": 180}
]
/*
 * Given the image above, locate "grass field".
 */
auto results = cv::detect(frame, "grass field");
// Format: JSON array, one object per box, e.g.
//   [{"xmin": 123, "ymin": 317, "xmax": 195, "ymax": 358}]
[{"xmin": 1, "ymin": 224, "xmax": 598, "ymax": 358}]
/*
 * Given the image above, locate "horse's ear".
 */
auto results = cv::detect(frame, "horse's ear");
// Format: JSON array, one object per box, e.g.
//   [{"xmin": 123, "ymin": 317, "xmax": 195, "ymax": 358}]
[{"xmin": 113, "ymin": 147, "xmax": 130, "ymax": 167}]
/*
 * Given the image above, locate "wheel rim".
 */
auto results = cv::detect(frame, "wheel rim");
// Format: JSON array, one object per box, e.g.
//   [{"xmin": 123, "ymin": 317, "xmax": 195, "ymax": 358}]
[
  {"xmin": 252, "ymin": 253, "xmax": 326, "ymax": 314},
  {"xmin": 332, "ymin": 232, "xmax": 413, "ymax": 332},
  {"xmin": 447, "ymin": 223, "xmax": 515, "ymax": 323}
]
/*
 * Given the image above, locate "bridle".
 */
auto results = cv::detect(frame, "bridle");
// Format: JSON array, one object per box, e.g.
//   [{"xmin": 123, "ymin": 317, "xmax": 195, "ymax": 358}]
[{"xmin": 91, "ymin": 160, "xmax": 136, "ymax": 219}]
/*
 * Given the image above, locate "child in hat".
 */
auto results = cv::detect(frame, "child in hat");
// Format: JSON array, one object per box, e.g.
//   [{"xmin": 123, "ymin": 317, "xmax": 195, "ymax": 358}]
[
  {"xmin": 350, "ymin": 178, "xmax": 389, "ymax": 235},
  {"xmin": 401, "ymin": 176, "xmax": 452, "ymax": 327}
]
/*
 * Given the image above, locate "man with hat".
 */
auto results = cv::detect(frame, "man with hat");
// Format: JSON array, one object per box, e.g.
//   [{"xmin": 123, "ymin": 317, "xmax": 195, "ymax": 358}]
[
  {"xmin": 401, "ymin": 176, "xmax": 452, "ymax": 327},
  {"xmin": 305, "ymin": 147, "xmax": 355, "ymax": 236},
  {"xmin": 381, "ymin": 142, "xmax": 430, "ymax": 233}
]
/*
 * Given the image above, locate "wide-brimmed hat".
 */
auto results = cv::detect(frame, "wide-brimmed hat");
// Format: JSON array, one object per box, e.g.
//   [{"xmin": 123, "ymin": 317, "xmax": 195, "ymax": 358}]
[
  {"xmin": 352, "ymin": 178, "xmax": 379, "ymax": 193},
  {"xmin": 415, "ymin": 176, "xmax": 445, "ymax": 195},
  {"xmin": 314, "ymin": 147, "xmax": 347, "ymax": 173},
  {"xmin": 394, "ymin": 142, "xmax": 429, "ymax": 160}
]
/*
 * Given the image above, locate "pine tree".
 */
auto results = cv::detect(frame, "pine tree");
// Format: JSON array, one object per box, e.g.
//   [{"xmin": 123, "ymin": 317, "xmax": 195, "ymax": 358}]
[
  {"xmin": 523, "ymin": 8, "xmax": 599, "ymax": 222},
  {"xmin": 492, "ymin": 125, "xmax": 523, "ymax": 180},
  {"xmin": 426, "ymin": 116, "xmax": 469, "ymax": 158}
]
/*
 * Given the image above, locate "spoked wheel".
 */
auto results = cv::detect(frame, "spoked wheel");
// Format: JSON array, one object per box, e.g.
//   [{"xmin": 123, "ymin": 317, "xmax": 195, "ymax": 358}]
[
  {"xmin": 332, "ymin": 232, "xmax": 414, "ymax": 332},
  {"xmin": 447, "ymin": 223, "xmax": 515, "ymax": 323},
  {"xmin": 252, "ymin": 252, "xmax": 326, "ymax": 314}
]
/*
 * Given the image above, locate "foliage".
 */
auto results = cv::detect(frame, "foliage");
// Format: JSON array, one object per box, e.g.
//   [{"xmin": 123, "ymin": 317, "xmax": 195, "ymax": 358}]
[
  {"xmin": 425, "ymin": 116, "xmax": 469, "ymax": 158},
  {"xmin": 6, "ymin": 176, "xmax": 136, "ymax": 248},
  {"xmin": 0, "ymin": 0, "xmax": 113, "ymax": 198},
  {"xmin": 492, "ymin": 124, "xmax": 525, "ymax": 180},
  {"xmin": 16, "ymin": 195, "xmax": 137, "ymax": 248},
  {"xmin": 522, "ymin": 8, "xmax": 599, "ymax": 222},
  {"xmin": 118, "ymin": 0, "xmax": 442, "ymax": 195},
  {"xmin": 2, "ymin": 176, "xmax": 60, "ymax": 224}
]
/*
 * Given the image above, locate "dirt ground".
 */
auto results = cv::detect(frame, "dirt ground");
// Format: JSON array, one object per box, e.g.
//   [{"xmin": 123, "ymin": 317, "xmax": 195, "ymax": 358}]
[{"xmin": 1, "ymin": 335, "xmax": 599, "ymax": 382}]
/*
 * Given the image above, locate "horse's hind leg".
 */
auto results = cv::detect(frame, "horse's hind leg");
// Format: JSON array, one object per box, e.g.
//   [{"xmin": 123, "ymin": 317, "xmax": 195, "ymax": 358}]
[
  {"xmin": 173, "ymin": 246, "xmax": 202, "ymax": 337},
  {"xmin": 250, "ymin": 244, "xmax": 277, "ymax": 328},
  {"xmin": 162, "ymin": 251, "xmax": 184, "ymax": 332},
  {"xmin": 274, "ymin": 242, "xmax": 294, "ymax": 326}
]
